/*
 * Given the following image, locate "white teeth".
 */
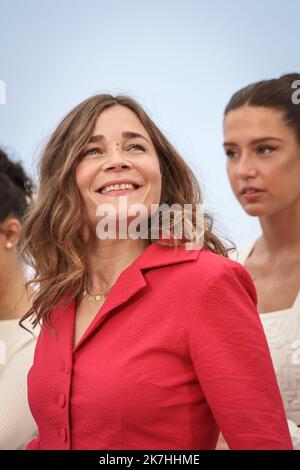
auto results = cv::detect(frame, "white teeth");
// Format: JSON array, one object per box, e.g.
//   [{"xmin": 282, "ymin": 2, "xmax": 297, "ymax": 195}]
[
  {"xmin": 245, "ymin": 189, "xmax": 257, "ymax": 194},
  {"xmin": 100, "ymin": 183, "xmax": 136, "ymax": 194}
]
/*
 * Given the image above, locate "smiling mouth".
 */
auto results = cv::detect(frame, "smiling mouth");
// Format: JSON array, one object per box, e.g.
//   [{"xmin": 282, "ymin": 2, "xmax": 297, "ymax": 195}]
[{"xmin": 95, "ymin": 184, "xmax": 142, "ymax": 196}]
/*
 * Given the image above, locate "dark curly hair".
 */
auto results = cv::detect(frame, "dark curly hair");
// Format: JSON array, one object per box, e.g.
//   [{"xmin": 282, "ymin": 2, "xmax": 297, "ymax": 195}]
[{"xmin": 0, "ymin": 147, "xmax": 34, "ymax": 223}]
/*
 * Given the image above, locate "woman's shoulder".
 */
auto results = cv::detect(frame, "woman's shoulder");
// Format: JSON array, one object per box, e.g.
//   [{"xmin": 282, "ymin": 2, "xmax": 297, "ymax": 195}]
[
  {"xmin": 14, "ymin": 318, "xmax": 41, "ymax": 353},
  {"xmin": 186, "ymin": 249, "xmax": 258, "ymax": 313},
  {"xmin": 231, "ymin": 239, "xmax": 257, "ymax": 265},
  {"xmin": 0, "ymin": 317, "xmax": 40, "ymax": 365},
  {"xmin": 181, "ymin": 248, "xmax": 257, "ymax": 301},
  {"xmin": 21, "ymin": 316, "xmax": 41, "ymax": 339},
  {"xmin": 139, "ymin": 242, "xmax": 249, "ymax": 281},
  {"xmin": 194, "ymin": 247, "xmax": 252, "ymax": 277}
]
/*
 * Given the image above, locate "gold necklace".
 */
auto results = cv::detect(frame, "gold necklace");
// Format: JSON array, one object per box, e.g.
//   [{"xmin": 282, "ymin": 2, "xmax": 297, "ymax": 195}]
[{"xmin": 82, "ymin": 277, "xmax": 111, "ymax": 302}]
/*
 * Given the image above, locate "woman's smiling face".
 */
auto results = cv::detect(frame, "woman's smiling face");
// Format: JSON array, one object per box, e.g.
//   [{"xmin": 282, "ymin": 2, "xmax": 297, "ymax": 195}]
[
  {"xmin": 75, "ymin": 104, "xmax": 162, "ymax": 235},
  {"xmin": 223, "ymin": 105, "xmax": 300, "ymax": 217}
]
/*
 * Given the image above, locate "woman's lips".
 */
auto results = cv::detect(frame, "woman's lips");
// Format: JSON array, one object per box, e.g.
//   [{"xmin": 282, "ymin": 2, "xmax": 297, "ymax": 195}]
[
  {"xmin": 96, "ymin": 186, "xmax": 142, "ymax": 197},
  {"xmin": 241, "ymin": 190, "xmax": 266, "ymax": 201}
]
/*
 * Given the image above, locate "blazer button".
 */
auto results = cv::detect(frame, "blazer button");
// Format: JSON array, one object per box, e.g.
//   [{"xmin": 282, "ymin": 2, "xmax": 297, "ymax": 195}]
[
  {"xmin": 58, "ymin": 393, "xmax": 66, "ymax": 408},
  {"xmin": 59, "ymin": 427, "xmax": 67, "ymax": 443}
]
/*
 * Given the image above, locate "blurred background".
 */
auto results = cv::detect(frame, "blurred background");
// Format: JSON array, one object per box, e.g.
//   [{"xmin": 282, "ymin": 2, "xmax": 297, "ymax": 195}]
[{"xmin": 0, "ymin": 0, "xmax": 299, "ymax": 246}]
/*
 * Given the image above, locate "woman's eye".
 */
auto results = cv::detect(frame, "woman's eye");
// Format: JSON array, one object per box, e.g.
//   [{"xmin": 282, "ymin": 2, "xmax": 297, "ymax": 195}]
[
  {"xmin": 257, "ymin": 145, "xmax": 275, "ymax": 155},
  {"xmin": 225, "ymin": 149, "xmax": 239, "ymax": 159},
  {"xmin": 126, "ymin": 144, "xmax": 145, "ymax": 152},
  {"xmin": 83, "ymin": 147, "xmax": 103, "ymax": 157}
]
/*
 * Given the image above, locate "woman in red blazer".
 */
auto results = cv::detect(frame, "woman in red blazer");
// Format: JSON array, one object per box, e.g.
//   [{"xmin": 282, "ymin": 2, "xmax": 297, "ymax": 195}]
[{"xmin": 20, "ymin": 95, "xmax": 293, "ymax": 450}]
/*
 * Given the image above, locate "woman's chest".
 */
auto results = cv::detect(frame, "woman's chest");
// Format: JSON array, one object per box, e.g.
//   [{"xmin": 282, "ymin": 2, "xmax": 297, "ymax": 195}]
[
  {"xmin": 255, "ymin": 280, "xmax": 299, "ymax": 314},
  {"xmin": 73, "ymin": 298, "xmax": 106, "ymax": 349},
  {"xmin": 28, "ymin": 309, "xmax": 199, "ymax": 436},
  {"xmin": 245, "ymin": 260, "xmax": 300, "ymax": 314}
]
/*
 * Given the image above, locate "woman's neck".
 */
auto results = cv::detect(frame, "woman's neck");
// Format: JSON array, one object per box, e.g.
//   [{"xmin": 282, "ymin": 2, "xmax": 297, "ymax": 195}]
[
  {"xmin": 0, "ymin": 263, "xmax": 33, "ymax": 321},
  {"xmin": 84, "ymin": 237, "xmax": 150, "ymax": 293},
  {"xmin": 258, "ymin": 198, "xmax": 300, "ymax": 257}
]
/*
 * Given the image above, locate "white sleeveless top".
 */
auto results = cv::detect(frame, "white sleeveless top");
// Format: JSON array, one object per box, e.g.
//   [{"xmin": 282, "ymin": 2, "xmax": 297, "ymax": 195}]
[{"xmin": 236, "ymin": 242, "xmax": 300, "ymax": 448}]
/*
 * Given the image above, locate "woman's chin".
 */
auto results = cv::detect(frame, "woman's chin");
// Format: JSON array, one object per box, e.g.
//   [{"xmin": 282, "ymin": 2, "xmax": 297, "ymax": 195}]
[{"xmin": 242, "ymin": 204, "xmax": 267, "ymax": 217}]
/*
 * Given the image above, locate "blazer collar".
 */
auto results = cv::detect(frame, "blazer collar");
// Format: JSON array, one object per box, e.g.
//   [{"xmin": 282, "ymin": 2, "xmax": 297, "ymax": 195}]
[
  {"xmin": 53, "ymin": 239, "xmax": 202, "ymax": 362},
  {"xmin": 133, "ymin": 239, "xmax": 202, "ymax": 270}
]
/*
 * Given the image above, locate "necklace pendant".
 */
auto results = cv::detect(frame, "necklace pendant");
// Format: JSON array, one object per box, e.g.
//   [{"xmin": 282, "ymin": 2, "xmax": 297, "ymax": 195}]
[
  {"xmin": 82, "ymin": 279, "xmax": 110, "ymax": 302},
  {"xmin": 82, "ymin": 289, "xmax": 106, "ymax": 302}
]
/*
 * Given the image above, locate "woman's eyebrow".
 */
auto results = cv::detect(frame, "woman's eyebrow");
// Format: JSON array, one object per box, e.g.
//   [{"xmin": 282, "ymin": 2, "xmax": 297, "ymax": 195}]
[
  {"xmin": 88, "ymin": 131, "xmax": 150, "ymax": 145},
  {"xmin": 88, "ymin": 134, "xmax": 105, "ymax": 144},
  {"xmin": 223, "ymin": 141, "xmax": 237, "ymax": 147},
  {"xmin": 249, "ymin": 137, "xmax": 284, "ymax": 145},
  {"xmin": 223, "ymin": 137, "xmax": 284, "ymax": 147},
  {"xmin": 122, "ymin": 131, "xmax": 150, "ymax": 144}
]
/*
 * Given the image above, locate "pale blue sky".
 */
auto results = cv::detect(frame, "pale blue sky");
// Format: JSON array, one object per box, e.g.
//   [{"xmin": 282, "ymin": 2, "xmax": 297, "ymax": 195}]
[{"xmin": 1, "ymin": 0, "xmax": 299, "ymax": 245}]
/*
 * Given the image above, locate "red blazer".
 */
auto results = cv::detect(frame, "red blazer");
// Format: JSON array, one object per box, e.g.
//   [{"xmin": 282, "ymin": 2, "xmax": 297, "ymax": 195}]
[{"xmin": 27, "ymin": 242, "xmax": 293, "ymax": 450}]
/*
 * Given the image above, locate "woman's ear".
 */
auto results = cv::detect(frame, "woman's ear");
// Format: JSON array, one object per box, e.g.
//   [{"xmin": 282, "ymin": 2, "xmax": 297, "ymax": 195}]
[{"xmin": 1, "ymin": 217, "xmax": 23, "ymax": 248}]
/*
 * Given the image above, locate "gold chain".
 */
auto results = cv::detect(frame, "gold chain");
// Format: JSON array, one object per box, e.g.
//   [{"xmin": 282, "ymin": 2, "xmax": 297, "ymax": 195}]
[{"xmin": 82, "ymin": 277, "xmax": 111, "ymax": 302}]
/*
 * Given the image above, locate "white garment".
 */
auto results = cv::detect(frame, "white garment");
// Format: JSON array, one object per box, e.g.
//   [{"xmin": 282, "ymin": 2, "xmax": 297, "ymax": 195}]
[
  {"xmin": 0, "ymin": 317, "xmax": 40, "ymax": 449},
  {"xmin": 235, "ymin": 241, "xmax": 300, "ymax": 449},
  {"xmin": 22, "ymin": 261, "xmax": 39, "ymax": 293}
]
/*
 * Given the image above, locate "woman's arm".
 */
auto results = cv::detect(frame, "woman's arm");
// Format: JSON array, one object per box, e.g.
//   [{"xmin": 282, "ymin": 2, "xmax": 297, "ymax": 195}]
[
  {"xmin": 188, "ymin": 260, "xmax": 293, "ymax": 450},
  {"xmin": 0, "ymin": 339, "xmax": 38, "ymax": 450}
]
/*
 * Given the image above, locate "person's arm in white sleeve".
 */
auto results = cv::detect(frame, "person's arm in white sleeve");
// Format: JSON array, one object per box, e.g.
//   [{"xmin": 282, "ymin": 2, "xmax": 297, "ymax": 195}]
[{"xmin": 0, "ymin": 338, "xmax": 38, "ymax": 450}]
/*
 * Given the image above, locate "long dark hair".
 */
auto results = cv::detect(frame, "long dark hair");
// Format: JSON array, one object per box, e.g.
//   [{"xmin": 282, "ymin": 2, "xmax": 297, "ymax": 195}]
[
  {"xmin": 0, "ymin": 148, "xmax": 33, "ymax": 224},
  {"xmin": 224, "ymin": 73, "xmax": 300, "ymax": 144}
]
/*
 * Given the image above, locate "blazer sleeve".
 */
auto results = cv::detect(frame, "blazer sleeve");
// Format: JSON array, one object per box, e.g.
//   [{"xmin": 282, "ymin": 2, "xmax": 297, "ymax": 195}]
[
  {"xmin": 188, "ymin": 260, "xmax": 293, "ymax": 450},
  {"xmin": 26, "ymin": 436, "xmax": 40, "ymax": 450}
]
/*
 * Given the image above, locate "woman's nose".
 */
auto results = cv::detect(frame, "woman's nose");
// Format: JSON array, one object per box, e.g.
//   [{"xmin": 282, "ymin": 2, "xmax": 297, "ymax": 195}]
[
  {"xmin": 104, "ymin": 160, "xmax": 131, "ymax": 171},
  {"xmin": 236, "ymin": 155, "xmax": 257, "ymax": 179},
  {"xmin": 103, "ymin": 151, "xmax": 132, "ymax": 171}
]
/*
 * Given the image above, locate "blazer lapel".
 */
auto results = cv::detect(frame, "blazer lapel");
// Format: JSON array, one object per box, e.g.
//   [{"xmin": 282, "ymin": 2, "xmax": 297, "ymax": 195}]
[
  {"xmin": 135, "ymin": 240, "xmax": 202, "ymax": 270},
  {"xmin": 73, "ymin": 265, "xmax": 148, "ymax": 352},
  {"xmin": 50, "ymin": 293, "xmax": 76, "ymax": 371},
  {"xmin": 55, "ymin": 241, "xmax": 202, "ymax": 358}
]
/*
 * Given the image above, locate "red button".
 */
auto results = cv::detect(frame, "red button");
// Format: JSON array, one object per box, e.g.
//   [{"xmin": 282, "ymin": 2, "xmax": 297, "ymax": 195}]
[
  {"xmin": 59, "ymin": 427, "xmax": 67, "ymax": 443},
  {"xmin": 58, "ymin": 393, "xmax": 66, "ymax": 408}
]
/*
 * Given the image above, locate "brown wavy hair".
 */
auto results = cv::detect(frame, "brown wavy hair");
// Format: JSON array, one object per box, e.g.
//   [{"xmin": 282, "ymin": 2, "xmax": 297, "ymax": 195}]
[{"xmin": 20, "ymin": 94, "xmax": 233, "ymax": 329}]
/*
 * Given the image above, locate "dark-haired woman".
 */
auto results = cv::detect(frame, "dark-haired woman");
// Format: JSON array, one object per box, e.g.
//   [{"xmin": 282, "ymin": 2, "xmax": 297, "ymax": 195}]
[
  {"xmin": 223, "ymin": 73, "xmax": 300, "ymax": 449},
  {"xmin": 0, "ymin": 148, "xmax": 39, "ymax": 449},
  {"xmin": 22, "ymin": 95, "xmax": 292, "ymax": 450}
]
